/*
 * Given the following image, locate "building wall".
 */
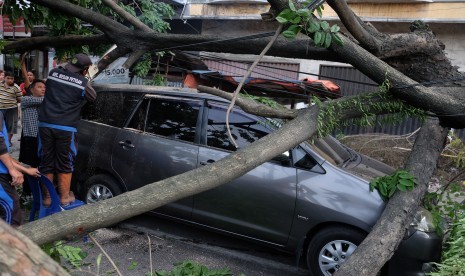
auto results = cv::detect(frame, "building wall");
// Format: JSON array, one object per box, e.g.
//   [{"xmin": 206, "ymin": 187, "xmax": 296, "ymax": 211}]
[
  {"xmin": 185, "ymin": 1, "xmax": 465, "ymax": 73},
  {"xmin": 201, "ymin": 19, "xmax": 278, "ymax": 36},
  {"xmin": 322, "ymin": 2, "xmax": 465, "ymax": 23}
]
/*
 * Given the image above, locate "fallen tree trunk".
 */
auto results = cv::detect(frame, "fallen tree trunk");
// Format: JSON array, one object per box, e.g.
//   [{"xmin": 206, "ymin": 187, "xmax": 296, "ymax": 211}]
[
  {"xmin": 19, "ymin": 105, "xmax": 320, "ymax": 244},
  {"xmin": 0, "ymin": 220, "xmax": 69, "ymax": 275},
  {"xmin": 335, "ymin": 118, "xmax": 449, "ymax": 275}
]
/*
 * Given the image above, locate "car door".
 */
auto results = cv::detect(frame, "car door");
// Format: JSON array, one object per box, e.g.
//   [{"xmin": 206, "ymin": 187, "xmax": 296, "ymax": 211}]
[
  {"xmin": 192, "ymin": 101, "xmax": 297, "ymax": 245},
  {"xmin": 111, "ymin": 94, "xmax": 203, "ymax": 219}
]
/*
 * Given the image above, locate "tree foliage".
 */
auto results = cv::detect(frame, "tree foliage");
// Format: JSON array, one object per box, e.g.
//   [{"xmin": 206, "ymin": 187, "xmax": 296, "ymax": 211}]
[{"xmin": 3, "ymin": 0, "xmax": 174, "ymax": 59}]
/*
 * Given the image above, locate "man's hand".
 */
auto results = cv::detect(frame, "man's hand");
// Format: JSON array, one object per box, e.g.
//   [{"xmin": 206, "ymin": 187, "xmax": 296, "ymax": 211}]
[
  {"xmin": 9, "ymin": 168, "xmax": 24, "ymax": 186},
  {"xmin": 23, "ymin": 167, "xmax": 40, "ymax": 177}
]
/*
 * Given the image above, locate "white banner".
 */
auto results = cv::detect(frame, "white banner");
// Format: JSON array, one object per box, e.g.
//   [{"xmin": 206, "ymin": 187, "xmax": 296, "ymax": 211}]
[{"xmin": 92, "ymin": 57, "xmax": 130, "ymax": 84}]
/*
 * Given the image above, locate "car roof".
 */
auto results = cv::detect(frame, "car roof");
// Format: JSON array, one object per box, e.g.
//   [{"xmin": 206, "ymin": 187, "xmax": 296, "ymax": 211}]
[
  {"xmin": 92, "ymin": 84, "xmax": 330, "ymax": 165},
  {"xmin": 92, "ymin": 84, "xmax": 231, "ymax": 104}
]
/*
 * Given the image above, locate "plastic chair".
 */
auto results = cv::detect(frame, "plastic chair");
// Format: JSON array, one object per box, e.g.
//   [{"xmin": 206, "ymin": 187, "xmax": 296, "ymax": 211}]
[
  {"xmin": 0, "ymin": 185, "xmax": 13, "ymax": 224},
  {"xmin": 27, "ymin": 175, "xmax": 85, "ymax": 221}
]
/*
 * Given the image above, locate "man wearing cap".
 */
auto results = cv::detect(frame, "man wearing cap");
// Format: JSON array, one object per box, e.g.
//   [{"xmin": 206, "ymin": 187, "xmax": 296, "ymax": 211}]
[{"xmin": 38, "ymin": 53, "xmax": 96, "ymax": 207}]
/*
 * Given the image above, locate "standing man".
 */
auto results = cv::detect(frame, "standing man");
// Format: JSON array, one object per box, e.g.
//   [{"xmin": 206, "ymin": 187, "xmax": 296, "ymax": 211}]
[
  {"xmin": 38, "ymin": 53, "xmax": 96, "ymax": 207},
  {"xmin": 20, "ymin": 79, "xmax": 46, "ymax": 169},
  {"xmin": 0, "ymin": 71, "xmax": 22, "ymax": 145},
  {"xmin": 19, "ymin": 79, "xmax": 46, "ymax": 199}
]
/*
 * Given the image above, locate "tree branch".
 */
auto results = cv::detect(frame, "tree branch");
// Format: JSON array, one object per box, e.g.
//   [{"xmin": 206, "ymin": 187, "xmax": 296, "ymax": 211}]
[
  {"xmin": 3, "ymin": 34, "xmax": 110, "ymax": 53},
  {"xmin": 326, "ymin": 34, "xmax": 465, "ymax": 128},
  {"xmin": 96, "ymin": 46, "xmax": 132, "ymax": 73},
  {"xmin": 198, "ymin": 85, "xmax": 300, "ymax": 119},
  {"xmin": 18, "ymin": 106, "xmax": 320, "ymax": 245},
  {"xmin": 0, "ymin": 220, "xmax": 70, "ymax": 275},
  {"xmin": 226, "ymin": 24, "xmax": 283, "ymax": 148},
  {"xmin": 101, "ymin": 0, "xmax": 152, "ymax": 69},
  {"xmin": 101, "ymin": 0, "xmax": 151, "ymax": 32},
  {"xmin": 326, "ymin": 0, "xmax": 380, "ymax": 51}
]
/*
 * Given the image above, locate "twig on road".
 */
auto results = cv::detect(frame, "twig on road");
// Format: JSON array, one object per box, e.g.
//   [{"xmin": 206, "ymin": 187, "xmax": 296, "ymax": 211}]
[{"xmin": 89, "ymin": 233, "xmax": 123, "ymax": 276}]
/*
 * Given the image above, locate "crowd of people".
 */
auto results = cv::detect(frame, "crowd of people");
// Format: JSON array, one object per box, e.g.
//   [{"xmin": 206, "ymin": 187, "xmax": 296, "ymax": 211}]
[{"xmin": 0, "ymin": 53, "xmax": 96, "ymax": 227}]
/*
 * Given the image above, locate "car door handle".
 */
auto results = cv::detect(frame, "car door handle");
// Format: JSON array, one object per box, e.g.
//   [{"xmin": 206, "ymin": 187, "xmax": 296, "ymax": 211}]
[
  {"xmin": 200, "ymin": 159, "xmax": 215, "ymax": 166},
  {"xmin": 118, "ymin": 140, "xmax": 135, "ymax": 149}
]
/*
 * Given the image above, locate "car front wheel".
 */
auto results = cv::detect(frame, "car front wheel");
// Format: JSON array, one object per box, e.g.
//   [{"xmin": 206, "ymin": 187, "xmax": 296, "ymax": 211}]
[
  {"xmin": 307, "ymin": 226, "xmax": 366, "ymax": 276},
  {"xmin": 83, "ymin": 175, "xmax": 122, "ymax": 204}
]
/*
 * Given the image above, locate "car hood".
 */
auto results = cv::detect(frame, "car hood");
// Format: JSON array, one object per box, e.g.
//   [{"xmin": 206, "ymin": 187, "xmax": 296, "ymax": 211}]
[{"xmin": 312, "ymin": 136, "xmax": 395, "ymax": 181}]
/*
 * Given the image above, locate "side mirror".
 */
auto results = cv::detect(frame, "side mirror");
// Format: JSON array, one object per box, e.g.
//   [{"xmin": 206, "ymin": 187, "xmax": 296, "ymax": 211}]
[
  {"xmin": 281, "ymin": 158, "xmax": 292, "ymax": 167},
  {"xmin": 273, "ymin": 151, "xmax": 292, "ymax": 167}
]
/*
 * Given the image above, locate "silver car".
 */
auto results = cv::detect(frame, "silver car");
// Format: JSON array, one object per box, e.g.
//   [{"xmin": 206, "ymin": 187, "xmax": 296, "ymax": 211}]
[{"xmin": 73, "ymin": 84, "xmax": 441, "ymax": 276}]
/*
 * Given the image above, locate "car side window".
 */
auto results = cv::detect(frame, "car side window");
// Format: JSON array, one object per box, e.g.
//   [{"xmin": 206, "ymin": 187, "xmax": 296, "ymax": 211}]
[
  {"xmin": 81, "ymin": 91, "xmax": 143, "ymax": 127},
  {"xmin": 127, "ymin": 98, "xmax": 149, "ymax": 131},
  {"xmin": 142, "ymin": 97, "xmax": 201, "ymax": 143},
  {"xmin": 206, "ymin": 102, "xmax": 270, "ymax": 151},
  {"xmin": 293, "ymin": 146, "xmax": 323, "ymax": 172}
]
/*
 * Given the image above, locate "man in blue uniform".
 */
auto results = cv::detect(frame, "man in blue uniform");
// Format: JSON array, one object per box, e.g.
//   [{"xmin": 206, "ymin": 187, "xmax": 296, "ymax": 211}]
[
  {"xmin": 38, "ymin": 53, "xmax": 97, "ymax": 207},
  {"xmin": 0, "ymin": 111, "xmax": 41, "ymax": 226}
]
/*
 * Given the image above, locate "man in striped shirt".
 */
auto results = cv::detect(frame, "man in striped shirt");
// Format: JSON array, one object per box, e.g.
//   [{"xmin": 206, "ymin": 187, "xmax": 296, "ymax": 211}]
[{"xmin": 0, "ymin": 71, "xmax": 22, "ymax": 145}]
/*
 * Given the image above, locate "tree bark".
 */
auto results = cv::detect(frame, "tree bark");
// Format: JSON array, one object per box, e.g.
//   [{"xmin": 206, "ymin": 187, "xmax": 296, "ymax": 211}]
[
  {"xmin": 335, "ymin": 118, "xmax": 449, "ymax": 275},
  {"xmin": 0, "ymin": 220, "xmax": 69, "ymax": 275},
  {"xmin": 3, "ymin": 34, "xmax": 110, "ymax": 53}
]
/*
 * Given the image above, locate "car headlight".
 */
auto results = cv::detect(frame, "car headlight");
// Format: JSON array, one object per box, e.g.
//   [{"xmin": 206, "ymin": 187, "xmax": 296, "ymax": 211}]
[{"xmin": 410, "ymin": 207, "xmax": 436, "ymax": 232}]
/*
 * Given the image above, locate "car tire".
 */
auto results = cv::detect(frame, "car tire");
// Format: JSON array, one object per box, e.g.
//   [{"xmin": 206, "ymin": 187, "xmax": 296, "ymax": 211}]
[
  {"xmin": 83, "ymin": 174, "xmax": 122, "ymax": 204},
  {"xmin": 306, "ymin": 226, "xmax": 366, "ymax": 276}
]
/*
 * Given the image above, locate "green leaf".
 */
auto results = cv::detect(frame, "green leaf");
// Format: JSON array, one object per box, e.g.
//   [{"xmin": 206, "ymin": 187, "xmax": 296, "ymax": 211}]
[
  {"xmin": 398, "ymin": 172, "xmax": 415, "ymax": 179},
  {"xmin": 276, "ymin": 16, "xmax": 289, "ymax": 24},
  {"xmin": 276, "ymin": 9, "xmax": 295, "ymax": 23},
  {"xmin": 314, "ymin": 31, "xmax": 323, "ymax": 45},
  {"xmin": 369, "ymin": 181, "xmax": 376, "ymax": 192},
  {"xmin": 330, "ymin": 24, "xmax": 340, "ymax": 33},
  {"xmin": 388, "ymin": 186, "xmax": 396, "ymax": 197},
  {"xmin": 379, "ymin": 182, "xmax": 387, "ymax": 196},
  {"xmin": 316, "ymin": 6, "xmax": 323, "ymax": 18},
  {"xmin": 282, "ymin": 25, "xmax": 302, "ymax": 39},
  {"xmin": 289, "ymin": 0, "xmax": 296, "ymax": 11},
  {"xmin": 320, "ymin": 21, "xmax": 330, "ymax": 31},
  {"xmin": 324, "ymin": 32, "xmax": 332, "ymax": 48},
  {"xmin": 57, "ymin": 248, "xmax": 66, "ymax": 257},
  {"xmin": 128, "ymin": 261, "xmax": 139, "ymax": 270},
  {"xmin": 399, "ymin": 179, "xmax": 414, "ymax": 187},
  {"xmin": 307, "ymin": 21, "xmax": 320, "ymax": 33},
  {"xmin": 319, "ymin": 32, "xmax": 326, "ymax": 46},
  {"xmin": 290, "ymin": 16, "xmax": 302, "ymax": 24},
  {"xmin": 297, "ymin": 9, "xmax": 311, "ymax": 18},
  {"xmin": 331, "ymin": 33, "xmax": 343, "ymax": 45},
  {"xmin": 397, "ymin": 184, "xmax": 407, "ymax": 192}
]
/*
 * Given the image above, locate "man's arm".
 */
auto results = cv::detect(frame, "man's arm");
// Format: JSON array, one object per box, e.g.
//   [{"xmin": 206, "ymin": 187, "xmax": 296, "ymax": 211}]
[
  {"xmin": 14, "ymin": 85, "xmax": 22, "ymax": 103},
  {"xmin": 20, "ymin": 53, "xmax": 32, "ymax": 90},
  {"xmin": 85, "ymin": 82, "xmax": 97, "ymax": 102},
  {"xmin": 21, "ymin": 96, "xmax": 43, "ymax": 109},
  {"xmin": 0, "ymin": 154, "xmax": 24, "ymax": 186},
  {"xmin": 11, "ymin": 159, "xmax": 40, "ymax": 177},
  {"xmin": 0, "ymin": 113, "xmax": 23, "ymax": 185}
]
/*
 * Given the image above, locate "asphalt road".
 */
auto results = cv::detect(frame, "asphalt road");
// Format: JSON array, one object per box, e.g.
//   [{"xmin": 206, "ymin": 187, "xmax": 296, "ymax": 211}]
[{"xmin": 68, "ymin": 214, "xmax": 309, "ymax": 276}]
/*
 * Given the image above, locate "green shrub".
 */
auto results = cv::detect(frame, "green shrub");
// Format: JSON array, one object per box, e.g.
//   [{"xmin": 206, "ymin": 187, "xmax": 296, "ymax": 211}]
[
  {"xmin": 153, "ymin": 261, "xmax": 240, "ymax": 276},
  {"xmin": 428, "ymin": 213, "xmax": 465, "ymax": 276}
]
